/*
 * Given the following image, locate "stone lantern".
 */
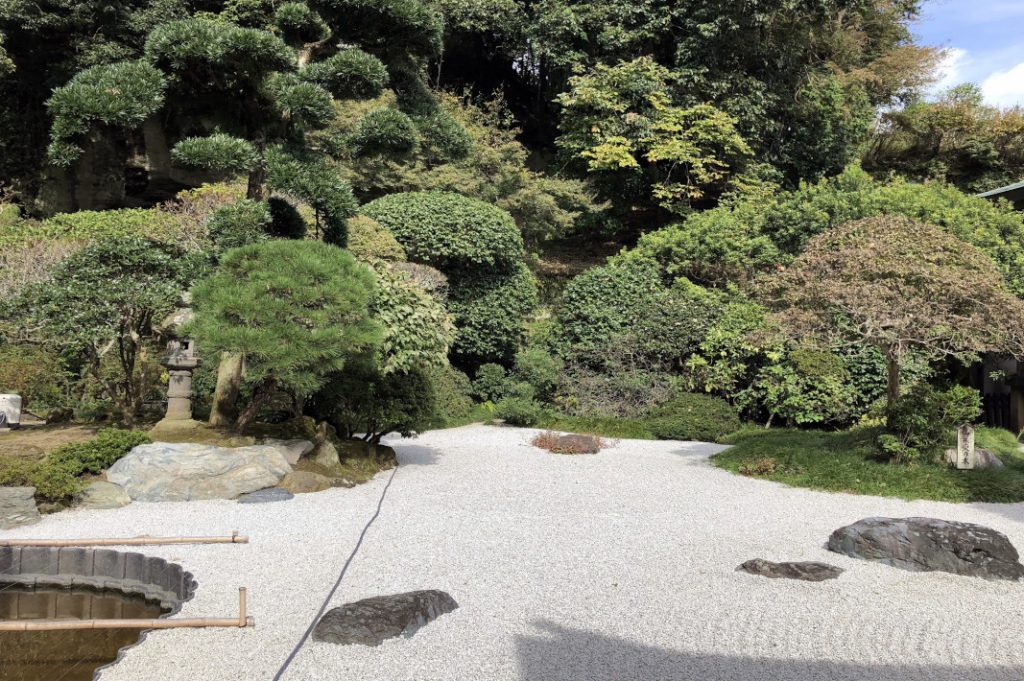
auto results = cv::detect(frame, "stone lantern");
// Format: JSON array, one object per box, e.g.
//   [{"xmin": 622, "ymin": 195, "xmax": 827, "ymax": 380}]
[{"xmin": 158, "ymin": 296, "xmax": 200, "ymax": 422}]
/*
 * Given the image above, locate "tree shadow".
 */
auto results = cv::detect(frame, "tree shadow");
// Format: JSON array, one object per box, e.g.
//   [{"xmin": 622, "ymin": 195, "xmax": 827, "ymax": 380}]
[
  {"xmin": 389, "ymin": 442, "xmax": 441, "ymax": 467},
  {"xmin": 516, "ymin": 620, "xmax": 1023, "ymax": 681}
]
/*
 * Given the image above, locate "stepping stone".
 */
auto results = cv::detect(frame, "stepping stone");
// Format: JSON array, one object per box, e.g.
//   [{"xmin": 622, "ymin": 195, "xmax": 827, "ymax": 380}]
[
  {"xmin": 313, "ymin": 590, "xmax": 458, "ymax": 646},
  {"xmin": 737, "ymin": 558, "xmax": 843, "ymax": 581},
  {"xmin": 237, "ymin": 487, "xmax": 295, "ymax": 504}
]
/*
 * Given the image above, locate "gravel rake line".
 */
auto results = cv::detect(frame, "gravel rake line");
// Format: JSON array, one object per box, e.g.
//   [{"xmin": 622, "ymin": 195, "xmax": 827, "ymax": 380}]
[{"xmin": 271, "ymin": 466, "xmax": 399, "ymax": 681}]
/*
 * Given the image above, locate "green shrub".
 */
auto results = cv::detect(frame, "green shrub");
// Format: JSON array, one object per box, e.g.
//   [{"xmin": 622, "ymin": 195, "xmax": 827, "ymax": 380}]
[
  {"xmin": 273, "ymin": 2, "xmax": 330, "ymax": 43},
  {"xmin": 267, "ymin": 197, "xmax": 307, "ymax": 239},
  {"xmin": 361, "ymin": 191, "xmax": 524, "ymax": 271},
  {"xmin": 513, "ymin": 346, "xmax": 562, "ymax": 401},
  {"xmin": 415, "ymin": 111, "xmax": 472, "ymax": 161},
  {"xmin": 0, "ymin": 208, "xmax": 183, "ymax": 250},
  {"xmin": 554, "ymin": 256, "xmax": 664, "ymax": 359},
  {"xmin": 495, "ymin": 395, "xmax": 544, "ymax": 426},
  {"xmin": 48, "ymin": 428, "xmax": 151, "ymax": 475},
  {"xmin": 349, "ymin": 108, "xmax": 420, "ymax": 158},
  {"xmin": 423, "ymin": 362, "xmax": 474, "ymax": 426},
  {"xmin": 311, "ymin": 361, "xmax": 437, "ymax": 443},
  {"xmin": 370, "ymin": 266, "xmax": 453, "ymax": 374},
  {"xmin": 448, "ymin": 263, "xmax": 538, "ymax": 366},
  {"xmin": 645, "ymin": 393, "xmax": 741, "ymax": 443},
  {"xmin": 207, "ymin": 199, "xmax": 272, "ymax": 250},
  {"xmin": 300, "ymin": 49, "xmax": 388, "ymax": 100},
  {"xmin": 346, "ymin": 215, "xmax": 406, "ymax": 262},
  {"xmin": 879, "ymin": 384, "xmax": 982, "ymax": 464},
  {"xmin": 472, "ymin": 363, "xmax": 512, "ymax": 402},
  {"xmin": 0, "ymin": 344, "xmax": 68, "ymax": 409}
]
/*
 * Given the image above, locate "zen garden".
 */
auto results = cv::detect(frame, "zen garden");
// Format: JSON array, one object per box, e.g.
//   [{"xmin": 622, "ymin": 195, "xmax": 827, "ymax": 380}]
[{"xmin": 4, "ymin": 1, "xmax": 1024, "ymax": 679}]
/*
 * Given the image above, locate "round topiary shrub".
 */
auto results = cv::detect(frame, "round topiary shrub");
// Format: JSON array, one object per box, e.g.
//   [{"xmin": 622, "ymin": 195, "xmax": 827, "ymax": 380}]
[
  {"xmin": 361, "ymin": 191, "xmax": 524, "ymax": 271},
  {"xmin": 268, "ymin": 197, "xmax": 308, "ymax": 239},
  {"xmin": 447, "ymin": 263, "xmax": 538, "ymax": 365},
  {"xmin": 346, "ymin": 215, "xmax": 407, "ymax": 262},
  {"xmin": 645, "ymin": 393, "xmax": 741, "ymax": 443},
  {"xmin": 349, "ymin": 108, "xmax": 419, "ymax": 158},
  {"xmin": 301, "ymin": 49, "xmax": 389, "ymax": 100}
]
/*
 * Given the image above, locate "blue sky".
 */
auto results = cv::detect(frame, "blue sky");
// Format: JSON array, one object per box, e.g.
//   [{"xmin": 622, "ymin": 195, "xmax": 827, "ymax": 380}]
[{"xmin": 914, "ymin": 0, "xmax": 1024, "ymax": 107}]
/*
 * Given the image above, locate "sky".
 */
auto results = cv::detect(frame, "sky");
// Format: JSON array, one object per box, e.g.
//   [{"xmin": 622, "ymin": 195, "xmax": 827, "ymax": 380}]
[{"xmin": 914, "ymin": 0, "xmax": 1024, "ymax": 107}]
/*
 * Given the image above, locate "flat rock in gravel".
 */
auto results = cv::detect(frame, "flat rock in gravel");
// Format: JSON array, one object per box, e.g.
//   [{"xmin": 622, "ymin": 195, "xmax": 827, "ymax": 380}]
[
  {"xmin": 737, "ymin": 558, "xmax": 843, "ymax": 581},
  {"xmin": 278, "ymin": 470, "xmax": 334, "ymax": 494},
  {"xmin": 313, "ymin": 590, "xmax": 459, "ymax": 646},
  {"xmin": 828, "ymin": 516, "xmax": 1024, "ymax": 581},
  {"xmin": 77, "ymin": 481, "xmax": 131, "ymax": 509},
  {"xmin": 264, "ymin": 438, "xmax": 314, "ymax": 465},
  {"xmin": 0, "ymin": 486, "xmax": 40, "ymax": 529},
  {"xmin": 237, "ymin": 487, "xmax": 295, "ymax": 504},
  {"xmin": 553, "ymin": 434, "xmax": 601, "ymax": 454},
  {"xmin": 107, "ymin": 442, "xmax": 291, "ymax": 502}
]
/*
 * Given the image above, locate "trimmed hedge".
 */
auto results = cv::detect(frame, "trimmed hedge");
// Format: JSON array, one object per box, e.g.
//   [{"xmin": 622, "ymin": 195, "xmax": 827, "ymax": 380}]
[
  {"xmin": 361, "ymin": 191, "xmax": 523, "ymax": 271},
  {"xmin": 349, "ymin": 108, "xmax": 419, "ymax": 158},
  {"xmin": 346, "ymin": 215, "xmax": 406, "ymax": 262}
]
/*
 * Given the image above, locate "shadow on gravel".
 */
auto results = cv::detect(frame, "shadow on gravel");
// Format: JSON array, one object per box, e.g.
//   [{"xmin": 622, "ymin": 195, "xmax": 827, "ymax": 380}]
[
  {"xmin": 391, "ymin": 443, "xmax": 441, "ymax": 467},
  {"xmin": 516, "ymin": 620, "xmax": 1023, "ymax": 681},
  {"xmin": 666, "ymin": 443, "xmax": 731, "ymax": 465}
]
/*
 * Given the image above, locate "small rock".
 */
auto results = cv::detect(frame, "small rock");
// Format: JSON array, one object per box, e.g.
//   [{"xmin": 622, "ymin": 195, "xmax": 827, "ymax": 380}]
[
  {"xmin": 313, "ymin": 590, "xmax": 459, "ymax": 646},
  {"xmin": 944, "ymin": 447, "xmax": 1004, "ymax": 470},
  {"xmin": 737, "ymin": 558, "xmax": 843, "ymax": 582},
  {"xmin": 0, "ymin": 486, "xmax": 40, "ymax": 529},
  {"xmin": 107, "ymin": 442, "xmax": 291, "ymax": 502},
  {"xmin": 264, "ymin": 438, "xmax": 314, "ymax": 465},
  {"xmin": 237, "ymin": 487, "xmax": 295, "ymax": 504},
  {"xmin": 278, "ymin": 470, "xmax": 334, "ymax": 494},
  {"xmin": 77, "ymin": 481, "xmax": 131, "ymax": 509},
  {"xmin": 311, "ymin": 440, "xmax": 341, "ymax": 469},
  {"xmin": 827, "ymin": 517, "xmax": 1024, "ymax": 581}
]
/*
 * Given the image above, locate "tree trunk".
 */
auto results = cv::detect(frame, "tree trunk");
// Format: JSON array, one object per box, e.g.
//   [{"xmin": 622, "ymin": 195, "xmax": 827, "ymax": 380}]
[
  {"xmin": 234, "ymin": 378, "xmax": 275, "ymax": 432},
  {"xmin": 209, "ymin": 353, "xmax": 244, "ymax": 427},
  {"xmin": 886, "ymin": 346, "xmax": 901, "ymax": 413}
]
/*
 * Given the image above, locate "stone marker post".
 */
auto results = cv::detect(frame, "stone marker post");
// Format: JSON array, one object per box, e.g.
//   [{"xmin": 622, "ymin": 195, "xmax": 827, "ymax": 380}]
[{"xmin": 956, "ymin": 424, "xmax": 976, "ymax": 470}]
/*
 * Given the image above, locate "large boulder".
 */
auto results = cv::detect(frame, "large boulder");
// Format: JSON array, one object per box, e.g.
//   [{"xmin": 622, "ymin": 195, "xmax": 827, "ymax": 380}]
[
  {"xmin": 77, "ymin": 481, "xmax": 131, "ymax": 509},
  {"xmin": 737, "ymin": 558, "xmax": 843, "ymax": 582},
  {"xmin": 278, "ymin": 470, "xmax": 334, "ymax": 494},
  {"xmin": 107, "ymin": 443, "xmax": 291, "ymax": 502},
  {"xmin": 827, "ymin": 517, "xmax": 1024, "ymax": 581},
  {"xmin": 0, "ymin": 487, "xmax": 40, "ymax": 529},
  {"xmin": 313, "ymin": 590, "xmax": 459, "ymax": 646}
]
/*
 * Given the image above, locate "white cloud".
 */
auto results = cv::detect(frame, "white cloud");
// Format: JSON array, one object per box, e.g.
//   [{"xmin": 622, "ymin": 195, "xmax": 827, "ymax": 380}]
[
  {"xmin": 982, "ymin": 61, "xmax": 1024, "ymax": 108},
  {"xmin": 932, "ymin": 47, "xmax": 968, "ymax": 93}
]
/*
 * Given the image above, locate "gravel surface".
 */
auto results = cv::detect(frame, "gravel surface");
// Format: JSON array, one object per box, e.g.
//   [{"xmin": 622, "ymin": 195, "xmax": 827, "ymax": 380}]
[{"xmin": 4, "ymin": 424, "xmax": 1024, "ymax": 680}]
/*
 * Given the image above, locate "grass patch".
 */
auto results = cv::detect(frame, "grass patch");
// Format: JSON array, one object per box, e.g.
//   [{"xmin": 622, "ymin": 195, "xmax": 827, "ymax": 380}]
[{"xmin": 713, "ymin": 426, "xmax": 1024, "ymax": 503}]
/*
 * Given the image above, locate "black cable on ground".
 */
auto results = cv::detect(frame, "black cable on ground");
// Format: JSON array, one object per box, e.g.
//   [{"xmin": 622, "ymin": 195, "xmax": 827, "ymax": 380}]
[{"xmin": 271, "ymin": 466, "xmax": 399, "ymax": 681}]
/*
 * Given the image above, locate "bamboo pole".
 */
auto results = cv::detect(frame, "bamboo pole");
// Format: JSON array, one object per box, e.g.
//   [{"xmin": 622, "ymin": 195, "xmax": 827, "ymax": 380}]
[
  {"xmin": 0, "ymin": 588, "xmax": 255, "ymax": 632},
  {"xmin": 0, "ymin": 531, "xmax": 248, "ymax": 547}
]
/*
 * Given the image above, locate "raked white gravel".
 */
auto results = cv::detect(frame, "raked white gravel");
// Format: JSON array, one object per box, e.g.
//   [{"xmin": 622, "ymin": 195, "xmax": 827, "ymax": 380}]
[{"xmin": 4, "ymin": 424, "xmax": 1024, "ymax": 680}]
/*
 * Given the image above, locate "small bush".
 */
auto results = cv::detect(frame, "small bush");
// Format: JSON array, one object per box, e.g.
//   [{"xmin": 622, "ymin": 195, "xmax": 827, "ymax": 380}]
[
  {"xmin": 495, "ymin": 394, "xmax": 544, "ymax": 427},
  {"xmin": 737, "ymin": 457, "xmax": 779, "ymax": 476},
  {"xmin": 0, "ymin": 344, "xmax": 69, "ymax": 409},
  {"xmin": 267, "ymin": 197, "xmax": 308, "ymax": 239},
  {"xmin": 513, "ymin": 347, "xmax": 562, "ymax": 401},
  {"xmin": 361, "ymin": 191, "xmax": 524, "ymax": 271},
  {"xmin": 645, "ymin": 393, "xmax": 741, "ymax": 442},
  {"xmin": 472, "ymin": 363, "xmax": 512, "ymax": 402},
  {"xmin": 346, "ymin": 215, "xmax": 407, "ymax": 262},
  {"xmin": 880, "ymin": 383, "xmax": 982, "ymax": 464},
  {"xmin": 349, "ymin": 108, "xmax": 420, "ymax": 158},
  {"xmin": 207, "ymin": 199, "xmax": 272, "ymax": 250},
  {"xmin": 48, "ymin": 428, "xmax": 152, "ymax": 475}
]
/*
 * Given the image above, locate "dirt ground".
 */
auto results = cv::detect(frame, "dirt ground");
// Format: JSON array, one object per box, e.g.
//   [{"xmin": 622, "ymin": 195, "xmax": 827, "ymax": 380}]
[{"xmin": 0, "ymin": 423, "xmax": 101, "ymax": 460}]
